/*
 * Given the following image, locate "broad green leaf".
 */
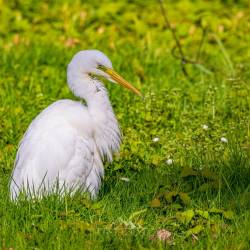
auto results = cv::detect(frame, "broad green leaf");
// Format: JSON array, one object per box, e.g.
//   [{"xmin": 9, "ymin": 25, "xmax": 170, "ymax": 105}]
[
  {"xmin": 180, "ymin": 167, "xmax": 197, "ymax": 178},
  {"xmin": 186, "ymin": 225, "xmax": 204, "ymax": 236},
  {"xmin": 91, "ymin": 202, "xmax": 103, "ymax": 210},
  {"xmin": 150, "ymin": 198, "xmax": 161, "ymax": 208},
  {"xmin": 209, "ymin": 208, "xmax": 224, "ymax": 214},
  {"xmin": 176, "ymin": 210, "xmax": 195, "ymax": 224},
  {"xmin": 170, "ymin": 203, "xmax": 183, "ymax": 210},
  {"xmin": 165, "ymin": 191, "xmax": 178, "ymax": 203},
  {"xmin": 196, "ymin": 210, "xmax": 209, "ymax": 219},
  {"xmin": 223, "ymin": 210, "xmax": 234, "ymax": 220},
  {"xmin": 179, "ymin": 192, "xmax": 191, "ymax": 205},
  {"xmin": 152, "ymin": 155, "xmax": 162, "ymax": 166}
]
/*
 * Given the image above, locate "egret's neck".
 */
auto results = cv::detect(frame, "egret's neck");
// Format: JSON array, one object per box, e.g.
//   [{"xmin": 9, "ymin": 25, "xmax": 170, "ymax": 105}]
[
  {"xmin": 68, "ymin": 74, "xmax": 121, "ymax": 160},
  {"xmin": 68, "ymin": 74, "xmax": 113, "ymax": 115},
  {"xmin": 86, "ymin": 79, "xmax": 121, "ymax": 161},
  {"xmin": 86, "ymin": 80, "xmax": 112, "ymax": 113}
]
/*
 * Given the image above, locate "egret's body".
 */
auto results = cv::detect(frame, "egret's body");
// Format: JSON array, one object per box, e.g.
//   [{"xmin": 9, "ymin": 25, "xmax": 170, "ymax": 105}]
[{"xmin": 10, "ymin": 50, "xmax": 140, "ymax": 200}]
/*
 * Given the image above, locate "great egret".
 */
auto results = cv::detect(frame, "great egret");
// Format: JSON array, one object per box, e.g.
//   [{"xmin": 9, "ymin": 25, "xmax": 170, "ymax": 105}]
[{"xmin": 10, "ymin": 50, "xmax": 141, "ymax": 200}]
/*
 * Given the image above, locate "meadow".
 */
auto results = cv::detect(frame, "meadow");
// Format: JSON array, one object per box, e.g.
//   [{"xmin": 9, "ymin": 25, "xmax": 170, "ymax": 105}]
[{"xmin": 0, "ymin": 0, "xmax": 249, "ymax": 249}]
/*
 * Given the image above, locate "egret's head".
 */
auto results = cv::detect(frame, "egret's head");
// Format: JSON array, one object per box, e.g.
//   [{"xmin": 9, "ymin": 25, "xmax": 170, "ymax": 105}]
[{"xmin": 67, "ymin": 50, "xmax": 141, "ymax": 96}]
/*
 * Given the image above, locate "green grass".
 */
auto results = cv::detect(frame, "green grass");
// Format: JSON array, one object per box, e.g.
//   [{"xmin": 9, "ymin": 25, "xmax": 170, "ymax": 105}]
[{"xmin": 0, "ymin": 0, "xmax": 250, "ymax": 249}]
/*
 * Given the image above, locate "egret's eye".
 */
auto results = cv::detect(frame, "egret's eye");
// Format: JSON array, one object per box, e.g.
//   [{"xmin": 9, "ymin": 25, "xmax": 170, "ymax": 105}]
[{"xmin": 97, "ymin": 64, "xmax": 106, "ymax": 71}]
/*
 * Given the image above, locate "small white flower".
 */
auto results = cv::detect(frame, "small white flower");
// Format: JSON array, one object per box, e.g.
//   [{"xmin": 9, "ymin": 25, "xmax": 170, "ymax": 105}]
[
  {"xmin": 202, "ymin": 124, "xmax": 209, "ymax": 130},
  {"xmin": 220, "ymin": 137, "xmax": 228, "ymax": 143},
  {"xmin": 166, "ymin": 159, "xmax": 173, "ymax": 165},
  {"xmin": 120, "ymin": 177, "xmax": 130, "ymax": 182},
  {"xmin": 152, "ymin": 137, "xmax": 160, "ymax": 142}
]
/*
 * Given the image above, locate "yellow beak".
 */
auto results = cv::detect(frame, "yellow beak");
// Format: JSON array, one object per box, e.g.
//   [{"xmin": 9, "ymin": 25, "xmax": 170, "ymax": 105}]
[{"xmin": 100, "ymin": 66, "xmax": 142, "ymax": 97}]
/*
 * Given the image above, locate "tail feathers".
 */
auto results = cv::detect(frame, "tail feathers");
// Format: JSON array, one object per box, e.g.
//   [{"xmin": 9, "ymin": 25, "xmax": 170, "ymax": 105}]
[
  {"xmin": 9, "ymin": 159, "xmax": 46, "ymax": 201},
  {"xmin": 85, "ymin": 159, "xmax": 104, "ymax": 199}
]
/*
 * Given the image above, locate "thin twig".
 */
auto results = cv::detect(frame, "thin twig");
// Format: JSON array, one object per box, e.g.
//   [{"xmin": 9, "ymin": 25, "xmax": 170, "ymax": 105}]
[
  {"xmin": 171, "ymin": 46, "xmax": 197, "ymax": 64},
  {"xmin": 158, "ymin": 0, "xmax": 189, "ymax": 76},
  {"xmin": 158, "ymin": 0, "xmax": 211, "ymax": 77}
]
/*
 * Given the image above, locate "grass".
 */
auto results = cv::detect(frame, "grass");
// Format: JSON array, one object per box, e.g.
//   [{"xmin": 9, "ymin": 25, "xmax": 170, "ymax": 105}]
[{"xmin": 0, "ymin": 0, "xmax": 250, "ymax": 249}]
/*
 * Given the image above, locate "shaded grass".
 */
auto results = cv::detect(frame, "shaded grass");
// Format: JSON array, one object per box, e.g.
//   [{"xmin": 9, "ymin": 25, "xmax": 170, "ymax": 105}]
[{"xmin": 0, "ymin": 152, "xmax": 249, "ymax": 249}]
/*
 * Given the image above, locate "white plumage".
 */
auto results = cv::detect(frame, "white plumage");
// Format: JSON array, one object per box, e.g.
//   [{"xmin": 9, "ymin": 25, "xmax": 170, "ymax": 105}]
[{"xmin": 10, "ymin": 50, "xmax": 141, "ymax": 200}]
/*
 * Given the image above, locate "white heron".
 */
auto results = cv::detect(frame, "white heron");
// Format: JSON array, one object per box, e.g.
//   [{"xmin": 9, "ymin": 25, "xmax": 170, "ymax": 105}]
[{"xmin": 10, "ymin": 50, "xmax": 141, "ymax": 200}]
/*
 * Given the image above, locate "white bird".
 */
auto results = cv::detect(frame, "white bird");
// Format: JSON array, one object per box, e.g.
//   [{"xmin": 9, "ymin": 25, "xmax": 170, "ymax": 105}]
[{"xmin": 10, "ymin": 50, "xmax": 141, "ymax": 200}]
